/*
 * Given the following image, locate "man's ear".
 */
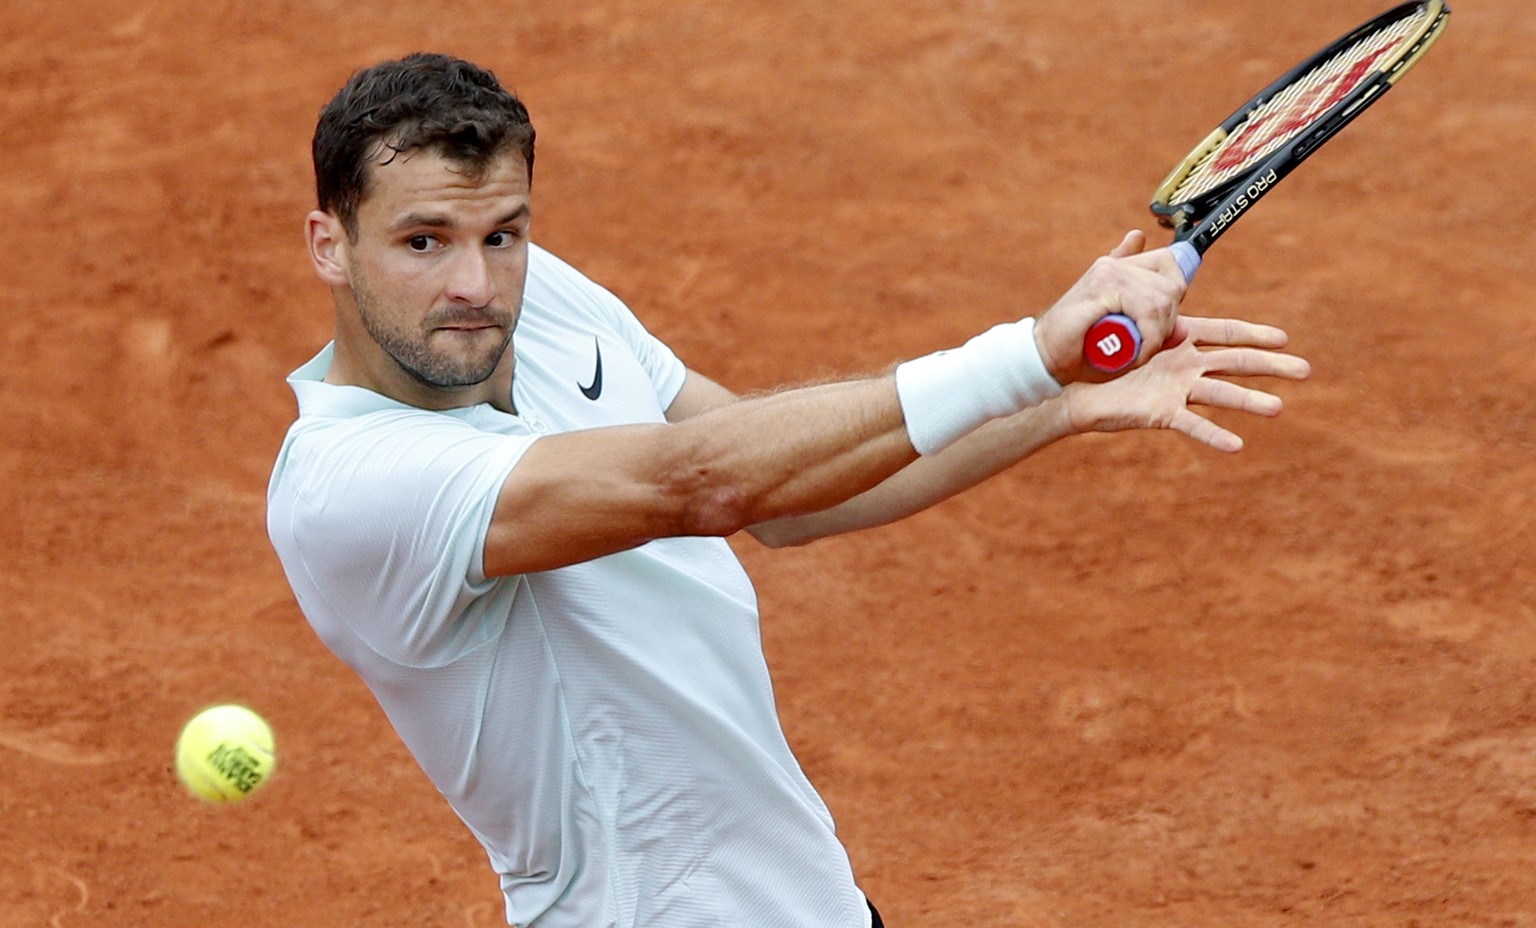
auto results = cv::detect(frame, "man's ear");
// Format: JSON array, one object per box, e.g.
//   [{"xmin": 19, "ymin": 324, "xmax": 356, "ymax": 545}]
[{"xmin": 305, "ymin": 210, "xmax": 350, "ymax": 287}]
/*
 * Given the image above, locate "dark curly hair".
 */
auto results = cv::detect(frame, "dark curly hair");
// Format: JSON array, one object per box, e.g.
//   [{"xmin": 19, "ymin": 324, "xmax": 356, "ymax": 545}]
[{"xmin": 313, "ymin": 53, "xmax": 536, "ymax": 238}]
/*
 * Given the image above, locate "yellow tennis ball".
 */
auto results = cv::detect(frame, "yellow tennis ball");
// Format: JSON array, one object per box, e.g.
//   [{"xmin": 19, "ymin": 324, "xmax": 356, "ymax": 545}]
[{"xmin": 174, "ymin": 704, "xmax": 277, "ymax": 804}]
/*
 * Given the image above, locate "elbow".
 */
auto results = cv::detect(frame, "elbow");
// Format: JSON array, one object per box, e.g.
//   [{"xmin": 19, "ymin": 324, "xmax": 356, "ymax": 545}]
[
  {"xmin": 661, "ymin": 460, "xmax": 827, "ymax": 546},
  {"xmin": 674, "ymin": 481, "xmax": 819, "ymax": 547},
  {"xmin": 675, "ymin": 485, "xmax": 756, "ymax": 539},
  {"xmin": 656, "ymin": 433, "xmax": 796, "ymax": 540},
  {"xmin": 656, "ymin": 433, "xmax": 772, "ymax": 538}
]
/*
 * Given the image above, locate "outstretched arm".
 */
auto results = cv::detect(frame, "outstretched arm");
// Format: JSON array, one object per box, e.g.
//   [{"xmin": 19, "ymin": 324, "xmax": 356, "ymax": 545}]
[
  {"xmin": 738, "ymin": 315, "xmax": 1308, "ymax": 547},
  {"xmin": 483, "ymin": 236, "xmax": 1190, "ymax": 577}
]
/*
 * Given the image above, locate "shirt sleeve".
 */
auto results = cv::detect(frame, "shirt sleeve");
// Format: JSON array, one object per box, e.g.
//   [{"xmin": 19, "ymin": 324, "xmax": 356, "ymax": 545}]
[
  {"xmin": 602, "ymin": 297, "xmax": 688, "ymax": 409},
  {"xmin": 278, "ymin": 410, "xmax": 537, "ymax": 668},
  {"xmin": 531, "ymin": 244, "xmax": 689, "ymax": 408}
]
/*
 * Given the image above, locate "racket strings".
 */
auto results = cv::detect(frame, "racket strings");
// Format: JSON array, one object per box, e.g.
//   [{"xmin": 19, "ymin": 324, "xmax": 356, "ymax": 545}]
[{"xmin": 1172, "ymin": 9, "xmax": 1432, "ymax": 203}]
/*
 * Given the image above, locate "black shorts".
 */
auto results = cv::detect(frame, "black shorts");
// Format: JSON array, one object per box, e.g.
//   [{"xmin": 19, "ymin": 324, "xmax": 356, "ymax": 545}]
[{"xmin": 869, "ymin": 899, "xmax": 885, "ymax": 928}]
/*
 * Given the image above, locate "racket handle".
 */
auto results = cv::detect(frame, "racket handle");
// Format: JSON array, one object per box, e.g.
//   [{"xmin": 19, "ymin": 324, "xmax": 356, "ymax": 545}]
[
  {"xmin": 1083, "ymin": 314, "xmax": 1142, "ymax": 373},
  {"xmin": 1082, "ymin": 240, "xmax": 1204, "ymax": 373},
  {"xmin": 1170, "ymin": 240, "xmax": 1202, "ymax": 282}
]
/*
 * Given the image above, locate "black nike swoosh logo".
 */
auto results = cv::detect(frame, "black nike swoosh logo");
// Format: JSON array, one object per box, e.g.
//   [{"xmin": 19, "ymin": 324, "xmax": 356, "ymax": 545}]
[{"xmin": 578, "ymin": 338, "xmax": 603, "ymax": 401}]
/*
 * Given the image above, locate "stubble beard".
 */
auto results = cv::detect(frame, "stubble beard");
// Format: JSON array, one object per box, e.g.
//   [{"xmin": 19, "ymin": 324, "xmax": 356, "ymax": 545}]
[{"xmin": 352, "ymin": 270, "xmax": 514, "ymax": 389}]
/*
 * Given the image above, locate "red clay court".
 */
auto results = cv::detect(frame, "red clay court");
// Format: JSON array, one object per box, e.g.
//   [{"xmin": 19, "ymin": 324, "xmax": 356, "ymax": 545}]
[{"xmin": 3, "ymin": 2, "xmax": 1534, "ymax": 925}]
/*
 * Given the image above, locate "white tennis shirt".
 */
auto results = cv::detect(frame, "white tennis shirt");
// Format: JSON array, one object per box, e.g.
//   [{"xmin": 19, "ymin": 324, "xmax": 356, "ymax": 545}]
[{"xmin": 267, "ymin": 245, "xmax": 872, "ymax": 928}]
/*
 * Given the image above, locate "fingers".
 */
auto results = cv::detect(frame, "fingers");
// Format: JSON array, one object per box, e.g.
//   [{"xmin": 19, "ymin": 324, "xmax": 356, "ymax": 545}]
[
  {"xmin": 1169, "ymin": 409, "xmax": 1244, "ymax": 453},
  {"xmin": 1197, "ymin": 346, "xmax": 1312, "ymax": 381},
  {"xmin": 1059, "ymin": 305, "xmax": 1309, "ymax": 452},
  {"xmin": 1035, "ymin": 235, "xmax": 1190, "ymax": 384},
  {"xmin": 1094, "ymin": 241, "xmax": 1191, "ymax": 358},
  {"xmin": 1174, "ymin": 342, "xmax": 1309, "ymax": 449},
  {"xmin": 1120, "ymin": 244, "xmax": 1190, "ymax": 281},
  {"xmin": 1107, "ymin": 230, "xmax": 1148, "ymax": 259},
  {"xmin": 1188, "ymin": 378, "xmax": 1284, "ymax": 417},
  {"xmin": 1181, "ymin": 316, "xmax": 1290, "ymax": 350}
]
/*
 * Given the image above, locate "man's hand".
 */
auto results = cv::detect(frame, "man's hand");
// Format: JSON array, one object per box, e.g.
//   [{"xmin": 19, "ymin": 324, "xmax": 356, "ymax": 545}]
[
  {"xmin": 1059, "ymin": 315, "xmax": 1311, "ymax": 453},
  {"xmin": 1032, "ymin": 231, "xmax": 1189, "ymax": 385}
]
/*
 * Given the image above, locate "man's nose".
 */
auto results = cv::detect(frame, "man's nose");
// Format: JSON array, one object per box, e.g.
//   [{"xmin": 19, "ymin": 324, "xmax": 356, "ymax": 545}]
[{"xmin": 446, "ymin": 247, "xmax": 496, "ymax": 306}]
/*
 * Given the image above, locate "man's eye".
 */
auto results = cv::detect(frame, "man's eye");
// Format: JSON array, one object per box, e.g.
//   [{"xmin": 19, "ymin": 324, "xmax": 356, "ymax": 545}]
[
  {"xmin": 487, "ymin": 230, "xmax": 521, "ymax": 248},
  {"xmin": 407, "ymin": 235, "xmax": 435, "ymax": 252}
]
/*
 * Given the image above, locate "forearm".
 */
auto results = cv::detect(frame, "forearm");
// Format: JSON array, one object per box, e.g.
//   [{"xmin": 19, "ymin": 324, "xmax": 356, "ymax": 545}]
[
  {"xmin": 491, "ymin": 338, "xmax": 1068, "ymax": 575},
  {"xmin": 671, "ymin": 376, "xmax": 919, "ymax": 533},
  {"xmin": 747, "ymin": 397, "xmax": 1076, "ymax": 547},
  {"xmin": 486, "ymin": 375, "xmax": 919, "ymax": 575},
  {"xmin": 743, "ymin": 312, "xmax": 1314, "ymax": 550}
]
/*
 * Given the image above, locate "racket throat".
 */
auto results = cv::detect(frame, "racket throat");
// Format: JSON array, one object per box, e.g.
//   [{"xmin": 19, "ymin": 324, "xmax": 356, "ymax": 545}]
[{"xmin": 1203, "ymin": 166, "xmax": 1280, "ymax": 242}]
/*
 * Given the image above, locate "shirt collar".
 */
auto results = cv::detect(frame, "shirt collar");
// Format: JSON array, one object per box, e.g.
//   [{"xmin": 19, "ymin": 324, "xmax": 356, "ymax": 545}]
[
  {"xmin": 287, "ymin": 343, "xmax": 416, "ymax": 418},
  {"xmin": 286, "ymin": 343, "xmax": 525, "ymax": 427}
]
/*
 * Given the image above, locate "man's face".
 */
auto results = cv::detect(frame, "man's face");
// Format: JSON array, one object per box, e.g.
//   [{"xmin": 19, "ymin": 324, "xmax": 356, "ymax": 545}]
[{"xmin": 342, "ymin": 148, "xmax": 532, "ymax": 390}]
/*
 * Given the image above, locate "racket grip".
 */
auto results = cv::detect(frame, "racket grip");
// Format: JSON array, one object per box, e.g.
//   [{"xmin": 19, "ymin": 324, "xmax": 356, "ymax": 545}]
[
  {"xmin": 1082, "ymin": 240, "xmax": 1205, "ymax": 373},
  {"xmin": 1083, "ymin": 314, "xmax": 1142, "ymax": 373},
  {"xmin": 1170, "ymin": 240, "xmax": 1202, "ymax": 283}
]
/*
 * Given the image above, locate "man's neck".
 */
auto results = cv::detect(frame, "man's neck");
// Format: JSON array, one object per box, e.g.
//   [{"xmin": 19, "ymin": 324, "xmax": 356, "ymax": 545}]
[{"xmin": 325, "ymin": 334, "xmax": 517, "ymax": 414}]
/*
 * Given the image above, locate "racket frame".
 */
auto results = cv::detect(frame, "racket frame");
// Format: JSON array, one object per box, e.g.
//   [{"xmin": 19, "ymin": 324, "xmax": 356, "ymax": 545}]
[{"xmin": 1150, "ymin": 0, "xmax": 1450, "ymax": 254}]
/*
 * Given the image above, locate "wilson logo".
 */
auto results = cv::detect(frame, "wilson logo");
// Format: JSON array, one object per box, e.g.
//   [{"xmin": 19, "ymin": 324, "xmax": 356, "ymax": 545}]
[{"xmin": 1212, "ymin": 42, "xmax": 1397, "ymax": 174}]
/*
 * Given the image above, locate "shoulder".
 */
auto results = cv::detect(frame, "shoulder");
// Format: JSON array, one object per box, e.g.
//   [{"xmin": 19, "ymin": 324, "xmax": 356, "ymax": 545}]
[
  {"xmin": 273, "ymin": 406, "xmax": 532, "ymax": 509},
  {"xmin": 526, "ymin": 243, "xmax": 597, "ymax": 300},
  {"xmin": 288, "ymin": 405, "xmax": 478, "ymax": 460},
  {"xmin": 523, "ymin": 243, "xmax": 634, "ymax": 326}
]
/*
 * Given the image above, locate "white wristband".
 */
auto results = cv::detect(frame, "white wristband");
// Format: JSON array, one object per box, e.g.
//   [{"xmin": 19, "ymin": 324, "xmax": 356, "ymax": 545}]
[{"xmin": 894, "ymin": 317, "xmax": 1062, "ymax": 455}]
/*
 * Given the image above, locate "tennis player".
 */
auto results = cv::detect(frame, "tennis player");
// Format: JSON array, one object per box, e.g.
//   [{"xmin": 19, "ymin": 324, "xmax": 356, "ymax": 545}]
[{"xmin": 266, "ymin": 52, "xmax": 1308, "ymax": 928}]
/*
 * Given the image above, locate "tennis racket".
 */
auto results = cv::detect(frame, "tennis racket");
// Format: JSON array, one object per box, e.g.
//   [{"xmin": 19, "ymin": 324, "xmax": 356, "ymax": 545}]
[{"xmin": 1084, "ymin": 0, "xmax": 1451, "ymax": 373}]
